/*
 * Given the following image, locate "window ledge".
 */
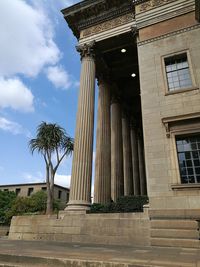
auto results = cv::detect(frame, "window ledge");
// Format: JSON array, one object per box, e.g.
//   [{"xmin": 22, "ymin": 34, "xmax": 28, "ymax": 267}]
[
  {"xmin": 171, "ymin": 184, "xmax": 200, "ymax": 190},
  {"xmin": 165, "ymin": 87, "xmax": 199, "ymax": 96}
]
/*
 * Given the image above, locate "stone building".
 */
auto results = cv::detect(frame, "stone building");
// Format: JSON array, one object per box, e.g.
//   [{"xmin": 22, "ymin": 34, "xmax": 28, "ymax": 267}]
[
  {"xmin": 62, "ymin": 0, "xmax": 200, "ymax": 211},
  {"xmin": 8, "ymin": 0, "xmax": 200, "ymax": 249},
  {"xmin": 0, "ymin": 183, "xmax": 70, "ymax": 207}
]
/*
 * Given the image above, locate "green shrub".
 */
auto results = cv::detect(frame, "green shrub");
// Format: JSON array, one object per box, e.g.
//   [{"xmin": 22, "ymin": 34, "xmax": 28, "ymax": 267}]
[
  {"xmin": 0, "ymin": 190, "xmax": 17, "ymax": 225},
  {"xmin": 90, "ymin": 195, "xmax": 149, "ymax": 213}
]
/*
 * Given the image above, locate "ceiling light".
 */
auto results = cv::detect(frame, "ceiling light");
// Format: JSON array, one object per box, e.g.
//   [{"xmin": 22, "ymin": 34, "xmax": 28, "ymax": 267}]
[
  {"xmin": 121, "ymin": 48, "xmax": 126, "ymax": 53},
  {"xmin": 131, "ymin": 73, "xmax": 136, "ymax": 78}
]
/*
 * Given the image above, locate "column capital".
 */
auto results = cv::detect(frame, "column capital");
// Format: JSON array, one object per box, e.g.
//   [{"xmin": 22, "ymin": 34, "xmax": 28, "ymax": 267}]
[
  {"xmin": 76, "ymin": 41, "xmax": 96, "ymax": 60},
  {"xmin": 111, "ymin": 86, "xmax": 121, "ymax": 104},
  {"xmin": 131, "ymin": 25, "xmax": 139, "ymax": 39},
  {"xmin": 130, "ymin": 118, "xmax": 137, "ymax": 130}
]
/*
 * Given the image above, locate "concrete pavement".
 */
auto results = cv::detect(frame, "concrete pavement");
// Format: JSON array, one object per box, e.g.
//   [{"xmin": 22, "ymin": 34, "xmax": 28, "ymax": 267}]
[{"xmin": 0, "ymin": 238, "xmax": 200, "ymax": 266}]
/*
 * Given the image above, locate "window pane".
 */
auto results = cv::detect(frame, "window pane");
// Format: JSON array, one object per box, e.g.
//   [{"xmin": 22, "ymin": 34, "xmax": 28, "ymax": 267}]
[
  {"xmin": 197, "ymin": 176, "xmax": 200, "ymax": 183},
  {"xmin": 195, "ymin": 167, "xmax": 200, "ymax": 174},
  {"xmin": 188, "ymin": 176, "xmax": 195, "ymax": 183}
]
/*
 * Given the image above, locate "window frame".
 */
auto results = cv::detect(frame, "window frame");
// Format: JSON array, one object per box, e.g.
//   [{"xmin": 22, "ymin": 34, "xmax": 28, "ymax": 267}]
[
  {"xmin": 175, "ymin": 134, "xmax": 200, "ymax": 184},
  {"xmin": 162, "ymin": 50, "xmax": 198, "ymax": 95},
  {"xmin": 171, "ymin": 128, "xmax": 200, "ymax": 188}
]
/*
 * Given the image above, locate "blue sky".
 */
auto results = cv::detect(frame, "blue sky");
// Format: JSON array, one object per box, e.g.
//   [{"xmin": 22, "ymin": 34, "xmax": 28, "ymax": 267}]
[{"xmin": 0, "ymin": 0, "xmax": 97, "ymax": 188}]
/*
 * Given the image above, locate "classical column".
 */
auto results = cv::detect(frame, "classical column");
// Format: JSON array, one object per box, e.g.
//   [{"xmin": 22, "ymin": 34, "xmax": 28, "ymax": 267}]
[
  {"xmin": 94, "ymin": 77, "xmax": 111, "ymax": 204},
  {"xmin": 122, "ymin": 111, "xmax": 133, "ymax": 196},
  {"xmin": 66, "ymin": 42, "xmax": 96, "ymax": 210},
  {"xmin": 111, "ymin": 94, "xmax": 124, "ymax": 202},
  {"xmin": 130, "ymin": 121, "xmax": 140, "ymax": 195},
  {"xmin": 138, "ymin": 131, "xmax": 147, "ymax": 195}
]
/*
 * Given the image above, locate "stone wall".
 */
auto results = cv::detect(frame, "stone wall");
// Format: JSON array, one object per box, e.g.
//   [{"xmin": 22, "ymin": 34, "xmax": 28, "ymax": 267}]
[
  {"xmin": 138, "ymin": 13, "xmax": 200, "ymax": 211},
  {"xmin": 0, "ymin": 226, "xmax": 9, "ymax": 237},
  {"xmin": 9, "ymin": 210, "xmax": 150, "ymax": 246}
]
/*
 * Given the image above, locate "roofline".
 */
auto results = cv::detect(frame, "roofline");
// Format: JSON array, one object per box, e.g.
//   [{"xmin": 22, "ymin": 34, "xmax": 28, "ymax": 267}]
[
  {"xmin": 0, "ymin": 183, "xmax": 69, "ymax": 191},
  {"xmin": 61, "ymin": 0, "xmax": 102, "ymax": 16},
  {"xmin": 61, "ymin": 0, "xmax": 137, "ymax": 39},
  {"xmin": 61, "ymin": 0, "xmax": 147, "ymax": 15}
]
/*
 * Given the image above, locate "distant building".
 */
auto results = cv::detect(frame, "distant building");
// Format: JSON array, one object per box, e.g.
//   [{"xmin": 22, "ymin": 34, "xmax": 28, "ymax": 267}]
[{"xmin": 0, "ymin": 183, "xmax": 70, "ymax": 206}]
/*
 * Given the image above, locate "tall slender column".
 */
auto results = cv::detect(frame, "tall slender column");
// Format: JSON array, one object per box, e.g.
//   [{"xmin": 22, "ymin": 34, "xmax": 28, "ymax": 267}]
[
  {"xmin": 94, "ymin": 77, "xmax": 111, "ymax": 204},
  {"xmin": 138, "ymin": 131, "xmax": 147, "ymax": 195},
  {"xmin": 130, "ymin": 121, "xmax": 140, "ymax": 195},
  {"xmin": 111, "ymin": 95, "xmax": 124, "ymax": 202},
  {"xmin": 122, "ymin": 111, "xmax": 133, "ymax": 196},
  {"xmin": 66, "ymin": 42, "xmax": 96, "ymax": 210}
]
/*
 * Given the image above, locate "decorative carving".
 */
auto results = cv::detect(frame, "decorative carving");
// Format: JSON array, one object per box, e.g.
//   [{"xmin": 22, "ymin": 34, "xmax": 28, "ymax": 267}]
[
  {"xmin": 81, "ymin": 13, "xmax": 135, "ymax": 39},
  {"xmin": 138, "ymin": 0, "xmax": 175, "ymax": 13},
  {"xmin": 76, "ymin": 41, "xmax": 96, "ymax": 59}
]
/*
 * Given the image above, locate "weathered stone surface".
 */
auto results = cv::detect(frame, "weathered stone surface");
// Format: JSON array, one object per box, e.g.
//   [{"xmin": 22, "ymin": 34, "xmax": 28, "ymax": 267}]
[{"xmin": 9, "ymin": 212, "xmax": 150, "ymax": 247}]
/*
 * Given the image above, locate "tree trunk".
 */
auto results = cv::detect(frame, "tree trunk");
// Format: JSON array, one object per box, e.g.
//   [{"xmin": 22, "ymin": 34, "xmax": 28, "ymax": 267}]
[{"xmin": 46, "ymin": 165, "xmax": 54, "ymax": 215}]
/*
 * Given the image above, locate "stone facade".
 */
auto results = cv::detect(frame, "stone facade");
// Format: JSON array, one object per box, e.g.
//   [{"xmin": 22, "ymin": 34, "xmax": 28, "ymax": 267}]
[
  {"xmin": 0, "ymin": 183, "xmax": 69, "ymax": 207},
  {"xmin": 8, "ymin": 0, "xmax": 200, "ymax": 249},
  {"xmin": 9, "ymin": 210, "xmax": 150, "ymax": 247}
]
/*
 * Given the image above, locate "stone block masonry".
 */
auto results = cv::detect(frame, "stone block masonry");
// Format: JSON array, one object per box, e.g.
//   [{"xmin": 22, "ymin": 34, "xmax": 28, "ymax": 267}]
[{"xmin": 9, "ymin": 211, "xmax": 150, "ymax": 247}]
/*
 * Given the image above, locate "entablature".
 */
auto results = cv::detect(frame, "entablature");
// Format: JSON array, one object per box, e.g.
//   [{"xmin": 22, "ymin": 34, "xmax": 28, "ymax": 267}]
[
  {"xmin": 61, "ymin": 0, "xmax": 134, "ymax": 39},
  {"xmin": 135, "ymin": 0, "xmax": 196, "ymax": 30}
]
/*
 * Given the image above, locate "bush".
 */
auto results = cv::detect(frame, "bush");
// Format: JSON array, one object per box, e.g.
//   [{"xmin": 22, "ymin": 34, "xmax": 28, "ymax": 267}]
[
  {"xmin": 0, "ymin": 190, "xmax": 17, "ymax": 225},
  {"xmin": 90, "ymin": 195, "xmax": 149, "ymax": 214}
]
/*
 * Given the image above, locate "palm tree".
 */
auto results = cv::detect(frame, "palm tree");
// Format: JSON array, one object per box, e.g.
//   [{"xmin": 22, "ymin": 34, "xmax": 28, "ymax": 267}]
[{"xmin": 29, "ymin": 122, "xmax": 73, "ymax": 215}]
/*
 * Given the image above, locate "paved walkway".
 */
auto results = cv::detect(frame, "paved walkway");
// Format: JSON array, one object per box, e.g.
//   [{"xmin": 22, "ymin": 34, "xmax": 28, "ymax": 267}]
[{"xmin": 0, "ymin": 238, "xmax": 200, "ymax": 266}]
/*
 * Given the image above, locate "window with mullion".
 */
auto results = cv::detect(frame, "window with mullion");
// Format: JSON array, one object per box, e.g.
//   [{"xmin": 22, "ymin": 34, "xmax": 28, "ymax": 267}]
[
  {"xmin": 176, "ymin": 135, "xmax": 200, "ymax": 184},
  {"xmin": 165, "ymin": 53, "xmax": 193, "ymax": 91}
]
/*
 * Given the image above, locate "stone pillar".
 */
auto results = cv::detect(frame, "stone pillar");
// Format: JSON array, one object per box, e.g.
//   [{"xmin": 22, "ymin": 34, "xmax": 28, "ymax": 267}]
[
  {"xmin": 94, "ymin": 77, "xmax": 111, "ymax": 204},
  {"xmin": 67, "ymin": 42, "xmax": 96, "ymax": 210},
  {"xmin": 111, "ymin": 95, "xmax": 124, "ymax": 202},
  {"xmin": 122, "ymin": 111, "xmax": 133, "ymax": 196},
  {"xmin": 138, "ymin": 131, "xmax": 147, "ymax": 196},
  {"xmin": 130, "ymin": 121, "xmax": 140, "ymax": 195}
]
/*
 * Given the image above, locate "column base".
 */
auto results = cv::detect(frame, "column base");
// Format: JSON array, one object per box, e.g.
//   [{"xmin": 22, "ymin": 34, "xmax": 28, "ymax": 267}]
[{"xmin": 65, "ymin": 200, "xmax": 91, "ymax": 211}]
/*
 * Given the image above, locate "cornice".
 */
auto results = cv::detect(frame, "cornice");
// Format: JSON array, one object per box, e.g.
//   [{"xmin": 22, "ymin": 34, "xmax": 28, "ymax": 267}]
[
  {"xmin": 138, "ymin": 24, "xmax": 200, "ymax": 46},
  {"xmin": 136, "ymin": 0, "xmax": 195, "ymax": 30},
  {"xmin": 61, "ymin": 0, "xmax": 134, "ymax": 39},
  {"xmin": 162, "ymin": 111, "xmax": 200, "ymax": 138}
]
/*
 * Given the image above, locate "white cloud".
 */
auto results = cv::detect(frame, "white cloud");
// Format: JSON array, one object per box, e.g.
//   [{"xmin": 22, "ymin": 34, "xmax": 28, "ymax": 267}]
[
  {"xmin": 23, "ymin": 171, "xmax": 71, "ymax": 188},
  {"xmin": 46, "ymin": 65, "xmax": 73, "ymax": 90},
  {"xmin": 0, "ymin": 0, "xmax": 60, "ymax": 78},
  {"xmin": 23, "ymin": 172, "xmax": 45, "ymax": 183},
  {"xmin": 0, "ymin": 77, "xmax": 34, "ymax": 112},
  {"xmin": 55, "ymin": 173, "xmax": 71, "ymax": 188},
  {"xmin": 0, "ymin": 117, "xmax": 31, "ymax": 138}
]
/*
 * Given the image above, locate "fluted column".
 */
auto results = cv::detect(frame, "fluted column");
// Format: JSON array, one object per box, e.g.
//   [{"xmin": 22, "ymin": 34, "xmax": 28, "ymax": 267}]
[
  {"xmin": 66, "ymin": 42, "xmax": 96, "ymax": 210},
  {"xmin": 122, "ymin": 111, "xmax": 133, "ymax": 196},
  {"xmin": 94, "ymin": 77, "xmax": 111, "ymax": 204},
  {"xmin": 138, "ymin": 132, "xmax": 147, "ymax": 196},
  {"xmin": 130, "ymin": 121, "xmax": 140, "ymax": 195},
  {"xmin": 111, "ymin": 95, "xmax": 124, "ymax": 202}
]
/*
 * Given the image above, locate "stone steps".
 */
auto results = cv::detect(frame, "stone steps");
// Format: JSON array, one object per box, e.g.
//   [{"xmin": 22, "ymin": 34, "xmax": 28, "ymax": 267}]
[
  {"xmin": 150, "ymin": 219, "xmax": 200, "ymax": 248},
  {"xmin": 151, "ymin": 219, "xmax": 199, "ymax": 229}
]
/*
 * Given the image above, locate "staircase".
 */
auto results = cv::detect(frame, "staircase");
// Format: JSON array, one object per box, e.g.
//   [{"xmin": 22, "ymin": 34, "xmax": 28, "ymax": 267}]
[{"xmin": 150, "ymin": 212, "xmax": 200, "ymax": 248}]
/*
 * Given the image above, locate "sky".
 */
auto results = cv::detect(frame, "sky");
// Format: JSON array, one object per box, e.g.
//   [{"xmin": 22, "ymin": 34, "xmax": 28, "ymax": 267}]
[{"xmin": 0, "ymin": 0, "xmax": 97, "ymax": 189}]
